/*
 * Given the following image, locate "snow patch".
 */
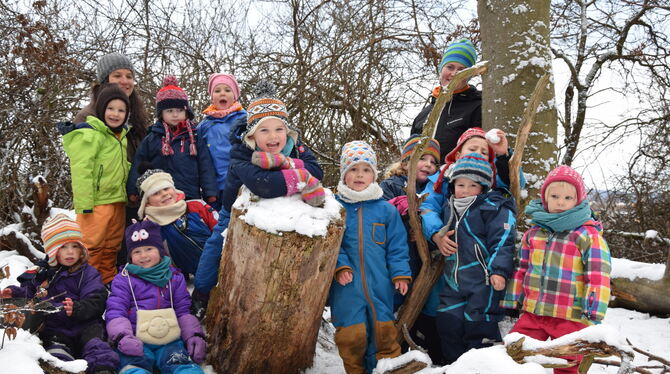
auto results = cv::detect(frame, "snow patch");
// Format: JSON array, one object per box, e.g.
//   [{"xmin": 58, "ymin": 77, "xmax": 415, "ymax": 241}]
[
  {"xmin": 0, "ymin": 328, "xmax": 87, "ymax": 374},
  {"xmin": 611, "ymin": 257, "xmax": 665, "ymax": 281},
  {"xmin": 373, "ymin": 350, "xmax": 431, "ymax": 373}
]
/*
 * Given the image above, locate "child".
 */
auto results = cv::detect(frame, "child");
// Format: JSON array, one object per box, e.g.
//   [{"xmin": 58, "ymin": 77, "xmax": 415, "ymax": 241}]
[
  {"xmin": 420, "ymin": 153, "xmax": 516, "ymax": 363},
  {"xmin": 330, "ymin": 141, "xmax": 411, "ymax": 374},
  {"xmin": 380, "ymin": 135, "xmax": 442, "ymax": 364},
  {"xmin": 126, "ymin": 76, "xmax": 218, "ymax": 204},
  {"xmin": 193, "ymin": 80, "xmax": 325, "ymax": 316},
  {"xmin": 135, "ymin": 169, "xmax": 217, "ymax": 277},
  {"xmin": 1, "ymin": 214, "xmax": 118, "ymax": 374},
  {"xmin": 501, "ymin": 165, "xmax": 611, "ymax": 374},
  {"xmin": 106, "ymin": 219, "xmax": 207, "ymax": 373},
  {"xmin": 62, "ymin": 83, "xmax": 131, "ymax": 284},
  {"xmin": 196, "ymin": 73, "xmax": 248, "ymax": 208}
]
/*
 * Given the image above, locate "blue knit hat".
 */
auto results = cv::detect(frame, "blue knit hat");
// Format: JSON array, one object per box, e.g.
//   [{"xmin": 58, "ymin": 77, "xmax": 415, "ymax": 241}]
[
  {"xmin": 448, "ymin": 152, "xmax": 492, "ymax": 190},
  {"xmin": 438, "ymin": 39, "xmax": 477, "ymax": 72}
]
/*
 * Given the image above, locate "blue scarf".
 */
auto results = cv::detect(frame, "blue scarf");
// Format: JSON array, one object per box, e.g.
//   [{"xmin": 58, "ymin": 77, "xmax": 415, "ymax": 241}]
[
  {"xmin": 125, "ymin": 256, "xmax": 173, "ymax": 287},
  {"xmin": 525, "ymin": 199, "xmax": 593, "ymax": 232}
]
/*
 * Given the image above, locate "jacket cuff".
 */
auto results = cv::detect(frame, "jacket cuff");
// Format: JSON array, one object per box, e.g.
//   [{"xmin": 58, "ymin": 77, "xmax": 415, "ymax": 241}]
[
  {"xmin": 392, "ymin": 276, "xmax": 412, "ymax": 284},
  {"xmin": 334, "ymin": 266, "xmax": 352, "ymax": 279}
]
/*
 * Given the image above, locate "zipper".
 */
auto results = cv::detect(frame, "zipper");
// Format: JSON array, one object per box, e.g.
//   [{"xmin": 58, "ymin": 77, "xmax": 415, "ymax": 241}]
[
  {"xmin": 536, "ymin": 230, "xmax": 555, "ymax": 310},
  {"xmin": 172, "ymin": 218, "xmax": 204, "ymax": 253},
  {"xmin": 474, "ymin": 244, "xmax": 490, "ymax": 286},
  {"xmin": 96, "ymin": 165, "xmax": 103, "ymax": 191},
  {"xmin": 357, "ymin": 205, "xmax": 378, "ymax": 334}
]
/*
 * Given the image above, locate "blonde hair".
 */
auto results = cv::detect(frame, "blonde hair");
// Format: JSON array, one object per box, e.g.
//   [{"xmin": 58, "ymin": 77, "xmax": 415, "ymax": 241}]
[
  {"xmin": 544, "ymin": 181, "xmax": 577, "ymax": 200},
  {"xmin": 383, "ymin": 160, "xmax": 407, "ymax": 179}
]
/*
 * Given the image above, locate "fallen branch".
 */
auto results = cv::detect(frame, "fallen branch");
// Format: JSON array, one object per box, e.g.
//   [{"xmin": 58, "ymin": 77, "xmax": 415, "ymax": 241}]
[{"xmin": 627, "ymin": 338, "xmax": 670, "ymax": 367}]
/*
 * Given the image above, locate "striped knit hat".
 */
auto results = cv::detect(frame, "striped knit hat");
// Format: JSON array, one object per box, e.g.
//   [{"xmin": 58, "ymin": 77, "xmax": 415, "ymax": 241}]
[
  {"xmin": 448, "ymin": 152, "xmax": 493, "ymax": 190},
  {"xmin": 401, "ymin": 135, "xmax": 440, "ymax": 162},
  {"xmin": 541, "ymin": 165, "xmax": 587, "ymax": 209},
  {"xmin": 155, "ymin": 75, "xmax": 194, "ymax": 120},
  {"xmin": 340, "ymin": 141, "xmax": 378, "ymax": 182},
  {"xmin": 41, "ymin": 214, "xmax": 87, "ymax": 267},
  {"xmin": 438, "ymin": 39, "xmax": 477, "ymax": 72},
  {"xmin": 243, "ymin": 80, "xmax": 298, "ymax": 149}
]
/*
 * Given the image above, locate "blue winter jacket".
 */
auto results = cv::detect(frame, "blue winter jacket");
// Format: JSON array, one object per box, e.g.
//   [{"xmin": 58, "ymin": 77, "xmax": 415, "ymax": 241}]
[
  {"xmin": 196, "ymin": 110, "xmax": 248, "ymax": 193},
  {"xmin": 126, "ymin": 121, "xmax": 218, "ymax": 200},
  {"xmin": 329, "ymin": 197, "xmax": 412, "ymax": 328}
]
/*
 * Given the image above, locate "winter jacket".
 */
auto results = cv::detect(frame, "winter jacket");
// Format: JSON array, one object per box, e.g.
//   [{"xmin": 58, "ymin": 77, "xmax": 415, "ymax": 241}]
[
  {"xmin": 62, "ymin": 116, "xmax": 129, "ymax": 213},
  {"xmin": 196, "ymin": 110, "xmax": 248, "ymax": 193},
  {"xmin": 126, "ymin": 121, "xmax": 218, "ymax": 200},
  {"xmin": 329, "ymin": 197, "xmax": 412, "ymax": 328},
  {"xmin": 105, "ymin": 266, "xmax": 191, "ymax": 330},
  {"xmin": 411, "ymin": 85, "xmax": 481, "ymax": 162},
  {"xmin": 500, "ymin": 220, "xmax": 611, "ymax": 325},
  {"xmin": 159, "ymin": 200, "xmax": 218, "ymax": 275},
  {"xmin": 8, "ymin": 262, "xmax": 108, "ymax": 339}
]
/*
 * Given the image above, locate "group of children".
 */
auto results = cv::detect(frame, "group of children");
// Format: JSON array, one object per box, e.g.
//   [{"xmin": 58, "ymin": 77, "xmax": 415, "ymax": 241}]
[{"xmin": 0, "ymin": 51, "xmax": 611, "ymax": 374}]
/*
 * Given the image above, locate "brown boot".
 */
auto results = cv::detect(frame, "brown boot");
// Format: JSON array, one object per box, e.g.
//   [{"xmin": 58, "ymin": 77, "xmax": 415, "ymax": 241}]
[
  {"xmin": 335, "ymin": 323, "xmax": 367, "ymax": 374},
  {"xmin": 374, "ymin": 320, "xmax": 401, "ymax": 361}
]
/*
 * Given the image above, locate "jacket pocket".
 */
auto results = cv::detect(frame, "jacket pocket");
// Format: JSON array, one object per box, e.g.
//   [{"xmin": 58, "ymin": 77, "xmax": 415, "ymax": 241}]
[{"xmin": 372, "ymin": 223, "xmax": 386, "ymax": 245}]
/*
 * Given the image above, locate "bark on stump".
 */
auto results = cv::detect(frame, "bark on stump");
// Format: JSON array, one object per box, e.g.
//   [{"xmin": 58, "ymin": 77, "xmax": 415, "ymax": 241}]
[{"xmin": 205, "ymin": 205, "xmax": 345, "ymax": 374}]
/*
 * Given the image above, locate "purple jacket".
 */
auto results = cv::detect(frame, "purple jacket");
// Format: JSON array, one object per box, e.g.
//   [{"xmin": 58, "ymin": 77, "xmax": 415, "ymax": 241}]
[
  {"xmin": 8, "ymin": 263, "xmax": 107, "ymax": 338},
  {"xmin": 105, "ymin": 266, "xmax": 191, "ymax": 330}
]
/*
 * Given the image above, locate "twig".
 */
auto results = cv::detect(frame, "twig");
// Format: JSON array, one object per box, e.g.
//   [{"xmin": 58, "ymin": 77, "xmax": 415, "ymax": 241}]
[
  {"xmin": 401, "ymin": 323, "xmax": 427, "ymax": 354},
  {"xmin": 627, "ymin": 338, "xmax": 670, "ymax": 366},
  {"xmin": 592, "ymin": 358, "xmax": 653, "ymax": 374}
]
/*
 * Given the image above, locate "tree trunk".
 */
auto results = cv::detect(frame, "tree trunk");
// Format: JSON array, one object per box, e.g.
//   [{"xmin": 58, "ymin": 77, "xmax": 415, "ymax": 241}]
[
  {"xmin": 205, "ymin": 205, "xmax": 345, "ymax": 374},
  {"xmin": 609, "ymin": 277, "xmax": 670, "ymax": 315},
  {"xmin": 478, "ymin": 1, "xmax": 558, "ymax": 212}
]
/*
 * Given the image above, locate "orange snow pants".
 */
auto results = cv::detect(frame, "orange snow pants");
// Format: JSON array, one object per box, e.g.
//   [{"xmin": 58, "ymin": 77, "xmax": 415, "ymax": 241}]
[{"xmin": 77, "ymin": 202, "xmax": 125, "ymax": 284}]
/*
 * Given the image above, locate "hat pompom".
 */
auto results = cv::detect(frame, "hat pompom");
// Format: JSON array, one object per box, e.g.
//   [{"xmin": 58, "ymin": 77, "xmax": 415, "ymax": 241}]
[
  {"xmin": 163, "ymin": 75, "xmax": 179, "ymax": 87},
  {"xmin": 253, "ymin": 79, "xmax": 277, "ymax": 99}
]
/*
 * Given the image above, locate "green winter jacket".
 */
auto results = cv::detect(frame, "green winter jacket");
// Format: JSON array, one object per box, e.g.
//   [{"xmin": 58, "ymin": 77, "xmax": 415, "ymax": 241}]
[{"xmin": 63, "ymin": 116, "xmax": 129, "ymax": 213}]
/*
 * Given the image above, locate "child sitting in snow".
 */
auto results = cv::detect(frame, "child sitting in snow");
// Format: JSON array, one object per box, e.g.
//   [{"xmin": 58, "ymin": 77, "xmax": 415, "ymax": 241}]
[
  {"xmin": 501, "ymin": 165, "xmax": 611, "ymax": 374},
  {"xmin": 126, "ymin": 76, "xmax": 218, "ymax": 205},
  {"xmin": 106, "ymin": 219, "xmax": 206, "ymax": 373},
  {"xmin": 1, "ymin": 214, "xmax": 118, "ymax": 374},
  {"xmin": 421, "ymin": 153, "xmax": 516, "ymax": 364},
  {"xmin": 135, "ymin": 169, "xmax": 217, "ymax": 278},
  {"xmin": 193, "ymin": 80, "xmax": 324, "ymax": 316},
  {"xmin": 330, "ymin": 141, "xmax": 411, "ymax": 374}
]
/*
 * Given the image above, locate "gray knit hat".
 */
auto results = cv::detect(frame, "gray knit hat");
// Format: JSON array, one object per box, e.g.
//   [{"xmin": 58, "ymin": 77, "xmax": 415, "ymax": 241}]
[{"xmin": 96, "ymin": 53, "xmax": 135, "ymax": 83}]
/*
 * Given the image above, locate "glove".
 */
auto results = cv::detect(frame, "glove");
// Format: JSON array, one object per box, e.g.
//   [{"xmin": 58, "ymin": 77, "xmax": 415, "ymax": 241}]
[
  {"xmin": 186, "ymin": 335, "xmax": 207, "ymax": 363},
  {"xmin": 388, "ymin": 195, "xmax": 409, "ymax": 216},
  {"xmin": 118, "ymin": 335, "xmax": 144, "ymax": 356},
  {"xmin": 281, "ymin": 168, "xmax": 325, "ymax": 207},
  {"xmin": 56, "ymin": 121, "xmax": 76, "ymax": 136}
]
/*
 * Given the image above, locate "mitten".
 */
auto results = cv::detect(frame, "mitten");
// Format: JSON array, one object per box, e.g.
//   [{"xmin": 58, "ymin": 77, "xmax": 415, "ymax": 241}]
[
  {"xmin": 186, "ymin": 336, "xmax": 207, "ymax": 363},
  {"xmin": 251, "ymin": 151, "xmax": 291, "ymax": 169},
  {"xmin": 388, "ymin": 195, "xmax": 409, "ymax": 216},
  {"xmin": 118, "ymin": 335, "xmax": 144, "ymax": 356},
  {"xmin": 281, "ymin": 168, "xmax": 325, "ymax": 207},
  {"xmin": 107, "ymin": 317, "xmax": 143, "ymax": 356},
  {"xmin": 0, "ymin": 288, "xmax": 11, "ymax": 299},
  {"xmin": 178, "ymin": 314, "xmax": 207, "ymax": 362}
]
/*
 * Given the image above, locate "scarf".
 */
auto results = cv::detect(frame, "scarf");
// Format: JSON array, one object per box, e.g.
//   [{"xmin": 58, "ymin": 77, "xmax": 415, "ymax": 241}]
[
  {"xmin": 453, "ymin": 195, "xmax": 477, "ymax": 216},
  {"xmin": 161, "ymin": 120, "xmax": 197, "ymax": 156},
  {"xmin": 143, "ymin": 199, "xmax": 187, "ymax": 226},
  {"xmin": 337, "ymin": 181, "xmax": 383, "ymax": 203},
  {"xmin": 202, "ymin": 102, "xmax": 243, "ymax": 119},
  {"xmin": 525, "ymin": 199, "xmax": 593, "ymax": 233},
  {"xmin": 125, "ymin": 256, "xmax": 173, "ymax": 288}
]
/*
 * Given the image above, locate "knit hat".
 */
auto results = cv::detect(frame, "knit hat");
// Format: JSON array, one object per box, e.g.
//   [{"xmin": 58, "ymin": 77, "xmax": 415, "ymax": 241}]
[
  {"xmin": 41, "ymin": 214, "xmax": 88, "ymax": 267},
  {"xmin": 94, "ymin": 83, "xmax": 130, "ymax": 126},
  {"xmin": 438, "ymin": 39, "xmax": 477, "ymax": 72},
  {"xmin": 243, "ymin": 80, "xmax": 298, "ymax": 149},
  {"xmin": 208, "ymin": 73, "xmax": 240, "ymax": 101},
  {"xmin": 96, "ymin": 52, "xmax": 135, "ymax": 84},
  {"xmin": 137, "ymin": 169, "xmax": 178, "ymax": 218},
  {"xmin": 155, "ymin": 76, "xmax": 194, "ymax": 120},
  {"xmin": 401, "ymin": 135, "xmax": 440, "ymax": 162},
  {"xmin": 540, "ymin": 165, "xmax": 587, "ymax": 209},
  {"xmin": 443, "ymin": 127, "xmax": 495, "ymax": 167},
  {"xmin": 448, "ymin": 152, "xmax": 493, "ymax": 191},
  {"xmin": 125, "ymin": 219, "xmax": 167, "ymax": 260},
  {"xmin": 340, "ymin": 141, "xmax": 378, "ymax": 181}
]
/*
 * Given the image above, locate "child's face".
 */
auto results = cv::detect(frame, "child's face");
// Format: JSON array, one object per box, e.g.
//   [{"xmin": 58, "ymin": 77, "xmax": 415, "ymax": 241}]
[
  {"xmin": 344, "ymin": 162, "xmax": 375, "ymax": 191},
  {"xmin": 545, "ymin": 182, "xmax": 578, "ymax": 213},
  {"xmin": 402, "ymin": 154, "xmax": 439, "ymax": 182},
  {"xmin": 439, "ymin": 62, "xmax": 467, "ymax": 88},
  {"xmin": 147, "ymin": 187, "xmax": 178, "ymax": 207},
  {"xmin": 453, "ymin": 177, "xmax": 483, "ymax": 199},
  {"xmin": 108, "ymin": 68, "xmax": 135, "ymax": 97},
  {"xmin": 130, "ymin": 246, "xmax": 161, "ymax": 268},
  {"xmin": 211, "ymin": 83, "xmax": 236, "ymax": 110},
  {"xmin": 56, "ymin": 242, "xmax": 83, "ymax": 267},
  {"xmin": 104, "ymin": 99, "xmax": 128, "ymax": 128},
  {"xmin": 250, "ymin": 118, "xmax": 288, "ymax": 154},
  {"xmin": 162, "ymin": 108, "xmax": 187, "ymax": 127},
  {"xmin": 456, "ymin": 137, "xmax": 489, "ymax": 159}
]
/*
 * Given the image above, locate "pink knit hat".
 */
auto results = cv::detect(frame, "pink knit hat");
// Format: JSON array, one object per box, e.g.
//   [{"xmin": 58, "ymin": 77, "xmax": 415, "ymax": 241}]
[
  {"xmin": 540, "ymin": 165, "xmax": 587, "ymax": 208},
  {"xmin": 207, "ymin": 73, "xmax": 240, "ymax": 101}
]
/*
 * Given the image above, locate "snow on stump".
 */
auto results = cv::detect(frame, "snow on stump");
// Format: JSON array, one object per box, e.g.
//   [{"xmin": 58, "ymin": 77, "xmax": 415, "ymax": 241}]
[{"xmin": 205, "ymin": 188, "xmax": 345, "ymax": 374}]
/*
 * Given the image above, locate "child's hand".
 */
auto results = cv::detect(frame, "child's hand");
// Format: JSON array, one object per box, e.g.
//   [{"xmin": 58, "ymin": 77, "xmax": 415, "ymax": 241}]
[
  {"xmin": 118, "ymin": 335, "xmax": 144, "ymax": 356},
  {"xmin": 395, "ymin": 280, "xmax": 409, "ymax": 296},
  {"xmin": 0, "ymin": 288, "xmax": 12, "ymax": 299},
  {"xmin": 433, "ymin": 231, "xmax": 458, "ymax": 256},
  {"xmin": 490, "ymin": 274, "xmax": 506, "ymax": 291},
  {"xmin": 336, "ymin": 270, "xmax": 353, "ymax": 286},
  {"xmin": 251, "ymin": 151, "xmax": 291, "ymax": 169},
  {"xmin": 128, "ymin": 194, "xmax": 139, "ymax": 203},
  {"xmin": 487, "ymin": 129, "xmax": 509, "ymax": 157},
  {"xmin": 63, "ymin": 297, "xmax": 74, "ymax": 316}
]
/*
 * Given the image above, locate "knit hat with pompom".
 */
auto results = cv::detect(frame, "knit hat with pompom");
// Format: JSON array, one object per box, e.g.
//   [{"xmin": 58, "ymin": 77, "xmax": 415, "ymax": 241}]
[
  {"xmin": 155, "ymin": 75, "xmax": 194, "ymax": 120},
  {"xmin": 242, "ymin": 80, "xmax": 298, "ymax": 149}
]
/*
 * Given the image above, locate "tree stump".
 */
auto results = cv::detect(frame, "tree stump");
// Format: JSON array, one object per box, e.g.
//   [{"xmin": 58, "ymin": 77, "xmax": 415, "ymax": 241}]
[{"xmin": 205, "ymin": 196, "xmax": 345, "ymax": 374}]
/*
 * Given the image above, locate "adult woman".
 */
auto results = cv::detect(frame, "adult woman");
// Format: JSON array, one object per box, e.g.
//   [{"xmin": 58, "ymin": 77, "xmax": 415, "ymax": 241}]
[{"xmin": 410, "ymin": 39, "xmax": 481, "ymax": 162}]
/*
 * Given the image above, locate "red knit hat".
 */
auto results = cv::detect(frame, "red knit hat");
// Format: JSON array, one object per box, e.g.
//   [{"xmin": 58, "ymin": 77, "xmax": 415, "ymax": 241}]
[
  {"xmin": 540, "ymin": 165, "xmax": 587, "ymax": 208},
  {"xmin": 443, "ymin": 127, "xmax": 495, "ymax": 167},
  {"xmin": 155, "ymin": 75, "xmax": 194, "ymax": 120}
]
